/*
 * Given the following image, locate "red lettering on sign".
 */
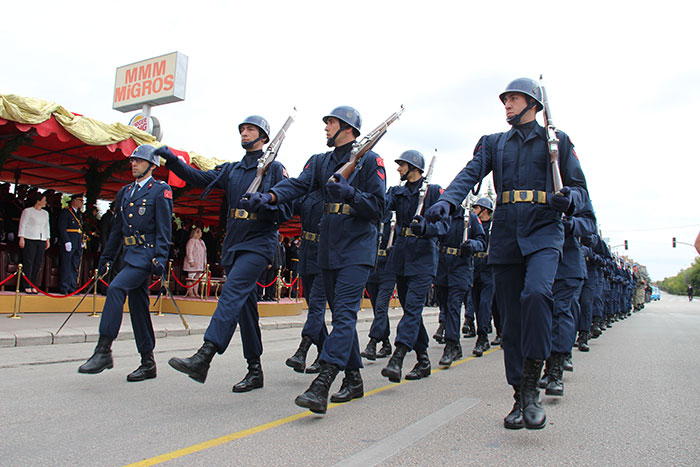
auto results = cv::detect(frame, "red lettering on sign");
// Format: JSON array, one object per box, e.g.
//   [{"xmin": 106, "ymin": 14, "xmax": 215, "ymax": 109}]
[
  {"xmin": 138, "ymin": 64, "xmax": 152, "ymax": 80},
  {"xmin": 153, "ymin": 60, "xmax": 166, "ymax": 77},
  {"xmin": 142, "ymin": 79, "xmax": 152, "ymax": 96},
  {"xmin": 153, "ymin": 77, "xmax": 163, "ymax": 93},
  {"xmin": 164, "ymin": 75, "xmax": 174, "ymax": 91},
  {"xmin": 114, "ymin": 86, "xmax": 127, "ymax": 103},
  {"xmin": 125, "ymin": 68, "xmax": 138, "ymax": 84},
  {"xmin": 164, "ymin": 189, "xmax": 172, "ymax": 199}
]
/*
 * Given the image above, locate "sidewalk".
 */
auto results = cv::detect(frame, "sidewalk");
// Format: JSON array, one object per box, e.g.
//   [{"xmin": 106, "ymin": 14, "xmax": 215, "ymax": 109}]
[{"xmin": 0, "ymin": 306, "xmax": 439, "ymax": 348}]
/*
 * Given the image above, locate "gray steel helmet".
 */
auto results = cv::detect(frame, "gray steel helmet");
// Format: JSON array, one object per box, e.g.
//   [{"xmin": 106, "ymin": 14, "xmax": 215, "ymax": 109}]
[
  {"xmin": 238, "ymin": 115, "xmax": 271, "ymax": 141},
  {"xmin": 130, "ymin": 144, "xmax": 160, "ymax": 167},
  {"xmin": 395, "ymin": 150, "xmax": 425, "ymax": 172},
  {"xmin": 499, "ymin": 77, "xmax": 543, "ymax": 111},
  {"xmin": 322, "ymin": 106, "xmax": 362, "ymax": 135},
  {"xmin": 473, "ymin": 197, "xmax": 494, "ymax": 212}
]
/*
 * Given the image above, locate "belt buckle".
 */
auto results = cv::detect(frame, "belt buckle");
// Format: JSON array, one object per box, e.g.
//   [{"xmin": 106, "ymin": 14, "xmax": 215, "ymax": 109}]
[
  {"xmin": 519, "ymin": 190, "xmax": 534, "ymax": 202},
  {"xmin": 328, "ymin": 203, "xmax": 341, "ymax": 214},
  {"xmin": 124, "ymin": 236, "xmax": 136, "ymax": 246},
  {"xmin": 235, "ymin": 209, "xmax": 249, "ymax": 219}
]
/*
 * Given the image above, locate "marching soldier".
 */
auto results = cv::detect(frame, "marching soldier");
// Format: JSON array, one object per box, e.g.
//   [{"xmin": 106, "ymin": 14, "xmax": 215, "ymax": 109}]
[
  {"xmin": 425, "ymin": 77, "xmax": 588, "ymax": 430},
  {"xmin": 243, "ymin": 106, "xmax": 386, "ymax": 414},
  {"xmin": 157, "ymin": 116, "xmax": 292, "ymax": 393},
  {"xmin": 381, "ymin": 150, "xmax": 449, "ymax": 382},
  {"xmin": 58, "ymin": 193, "xmax": 85, "ymax": 293},
  {"xmin": 470, "ymin": 197, "xmax": 496, "ymax": 356},
  {"xmin": 78, "ymin": 145, "xmax": 173, "ymax": 381},
  {"xmin": 434, "ymin": 202, "xmax": 485, "ymax": 367},
  {"xmin": 285, "ymin": 188, "xmax": 328, "ymax": 374}
]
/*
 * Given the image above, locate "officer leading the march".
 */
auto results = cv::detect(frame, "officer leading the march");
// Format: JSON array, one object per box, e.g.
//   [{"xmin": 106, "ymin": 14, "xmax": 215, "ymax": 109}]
[
  {"xmin": 425, "ymin": 78, "xmax": 588, "ymax": 430},
  {"xmin": 243, "ymin": 106, "xmax": 386, "ymax": 415},
  {"xmin": 78, "ymin": 144, "xmax": 173, "ymax": 381}
]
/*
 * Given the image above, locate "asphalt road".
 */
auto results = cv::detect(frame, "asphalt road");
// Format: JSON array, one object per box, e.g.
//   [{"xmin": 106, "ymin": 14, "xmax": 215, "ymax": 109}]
[{"xmin": 1, "ymin": 293, "xmax": 699, "ymax": 466}]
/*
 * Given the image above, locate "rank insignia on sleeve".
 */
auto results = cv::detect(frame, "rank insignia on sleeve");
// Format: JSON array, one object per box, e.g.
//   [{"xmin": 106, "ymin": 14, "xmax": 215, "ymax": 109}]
[
  {"xmin": 377, "ymin": 169, "xmax": 385, "ymax": 180},
  {"xmin": 376, "ymin": 157, "xmax": 384, "ymax": 167},
  {"xmin": 572, "ymin": 149, "xmax": 579, "ymax": 160},
  {"xmin": 164, "ymin": 189, "xmax": 172, "ymax": 199}
]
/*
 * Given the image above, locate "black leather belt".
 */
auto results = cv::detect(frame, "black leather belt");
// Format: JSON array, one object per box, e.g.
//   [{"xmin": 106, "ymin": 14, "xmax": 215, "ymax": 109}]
[
  {"xmin": 498, "ymin": 190, "xmax": 549, "ymax": 205},
  {"xmin": 440, "ymin": 246, "xmax": 462, "ymax": 256},
  {"xmin": 230, "ymin": 208, "xmax": 257, "ymax": 220},
  {"xmin": 302, "ymin": 231, "xmax": 320, "ymax": 242},
  {"xmin": 324, "ymin": 203, "xmax": 352, "ymax": 215}
]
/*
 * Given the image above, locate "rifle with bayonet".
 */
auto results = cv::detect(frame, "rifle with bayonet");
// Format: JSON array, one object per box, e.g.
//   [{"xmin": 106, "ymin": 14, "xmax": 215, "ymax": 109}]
[
  {"xmin": 246, "ymin": 109, "xmax": 296, "ymax": 193},
  {"xmin": 413, "ymin": 150, "xmax": 437, "ymax": 217},
  {"xmin": 328, "ymin": 106, "xmax": 405, "ymax": 183},
  {"xmin": 539, "ymin": 75, "xmax": 564, "ymax": 194},
  {"xmin": 462, "ymin": 197, "xmax": 472, "ymax": 243}
]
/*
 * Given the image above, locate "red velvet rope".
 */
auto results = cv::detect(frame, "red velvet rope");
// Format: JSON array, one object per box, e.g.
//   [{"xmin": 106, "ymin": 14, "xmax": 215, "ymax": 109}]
[
  {"xmin": 0, "ymin": 271, "xmax": 17, "ymax": 287},
  {"xmin": 171, "ymin": 271, "xmax": 207, "ymax": 289},
  {"xmin": 256, "ymin": 278, "xmax": 277, "ymax": 288},
  {"xmin": 281, "ymin": 276, "xmax": 299, "ymax": 288},
  {"xmin": 22, "ymin": 273, "xmax": 94, "ymax": 298},
  {"xmin": 148, "ymin": 280, "xmax": 160, "ymax": 289}
]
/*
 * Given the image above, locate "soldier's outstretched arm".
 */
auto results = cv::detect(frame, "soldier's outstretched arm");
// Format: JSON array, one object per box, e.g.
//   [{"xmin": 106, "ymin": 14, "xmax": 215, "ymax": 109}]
[
  {"xmin": 438, "ymin": 136, "xmax": 493, "ymax": 210},
  {"xmin": 162, "ymin": 153, "xmax": 222, "ymax": 188},
  {"xmin": 270, "ymin": 155, "xmax": 319, "ymax": 205},
  {"xmin": 153, "ymin": 184, "xmax": 174, "ymax": 268}
]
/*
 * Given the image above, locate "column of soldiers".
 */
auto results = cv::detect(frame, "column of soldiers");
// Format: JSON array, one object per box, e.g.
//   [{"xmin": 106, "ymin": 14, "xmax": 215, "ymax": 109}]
[{"xmin": 73, "ymin": 76, "xmax": 649, "ymax": 430}]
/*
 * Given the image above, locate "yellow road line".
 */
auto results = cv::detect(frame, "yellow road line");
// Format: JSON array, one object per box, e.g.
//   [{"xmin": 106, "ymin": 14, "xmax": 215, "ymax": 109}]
[{"xmin": 125, "ymin": 346, "xmax": 501, "ymax": 466}]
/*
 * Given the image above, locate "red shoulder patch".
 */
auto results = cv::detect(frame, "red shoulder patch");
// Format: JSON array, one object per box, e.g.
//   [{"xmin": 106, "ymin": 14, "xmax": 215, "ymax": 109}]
[
  {"xmin": 164, "ymin": 189, "xmax": 172, "ymax": 199},
  {"xmin": 439, "ymin": 188, "xmax": 444, "ymax": 194},
  {"xmin": 377, "ymin": 169, "xmax": 385, "ymax": 180},
  {"xmin": 376, "ymin": 157, "xmax": 384, "ymax": 168},
  {"xmin": 304, "ymin": 163, "xmax": 310, "ymax": 170},
  {"xmin": 572, "ymin": 149, "xmax": 578, "ymax": 160}
]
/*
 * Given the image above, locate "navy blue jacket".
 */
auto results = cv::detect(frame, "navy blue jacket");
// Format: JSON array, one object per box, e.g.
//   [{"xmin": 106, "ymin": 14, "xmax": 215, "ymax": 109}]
[
  {"xmin": 270, "ymin": 141, "xmax": 386, "ymax": 269},
  {"xmin": 294, "ymin": 189, "xmax": 324, "ymax": 276},
  {"xmin": 102, "ymin": 177, "xmax": 173, "ymax": 270},
  {"xmin": 388, "ymin": 180, "xmax": 449, "ymax": 276},
  {"xmin": 474, "ymin": 217, "xmax": 493, "ymax": 273},
  {"xmin": 368, "ymin": 202, "xmax": 396, "ymax": 283},
  {"xmin": 438, "ymin": 121, "xmax": 588, "ymax": 264},
  {"xmin": 165, "ymin": 150, "xmax": 292, "ymax": 266},
  {"xmin": 435, "ymin": 209, "xmax": 486, "ymax": 287},
  {"xmin": 555, "ymin": 199, "xmax": 597, "ymax": 280},
  {"xmin": 57, "ymin": 207, "xmax": 83, "ymax": 249}
]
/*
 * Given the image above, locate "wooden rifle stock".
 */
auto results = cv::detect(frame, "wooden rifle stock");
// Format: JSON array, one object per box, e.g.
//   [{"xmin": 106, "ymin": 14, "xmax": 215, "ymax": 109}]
[
  {"xmin": 539, "ymin": 75, "xmax": 564, "ymax": 194},
  {"xmin": 328, "ymin": 106, "xmax": 405, "ymax": 183},
  {"xmin": 246, "ymin": 109, "xmax": 296, "ymax": 193}
]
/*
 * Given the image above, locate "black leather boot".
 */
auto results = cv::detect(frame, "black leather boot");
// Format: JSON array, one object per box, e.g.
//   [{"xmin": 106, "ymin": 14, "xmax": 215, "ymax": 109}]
[
  {"xmin": 295, "ymin": 362, "xmax": 340, "ymax": 414},
  {"xmin": 577, "ymin": 331, "xmax": 590, "ymax": 352},
  {"xmin": 433, "ymin": 322, "xmax": 445, "ymax": 344},
  {"xmin": 78, "ymin": 335, "xmax": 114, "ymax": 374},
  {"xmin": 405, "ymin": 349, "xmax": 431, "ymax": 380},
  {"xmin": 376, "ymin": 339, "xmax": 392, "ymax": 358},
  {"xmin": 504, "ymin": 385, "xmax": 524, "ymax": 430},
  {"xmin": 472, "ymin": 334, "xmax": 491, "ymax": 357},
  {"xmin": 306, "ymin": 354, "xmax": 321, "ymax": 374},
  {"xmin": 286, "ymin": 336, "xmax": 312, "ymax": 372},
  {"xmin": 126, "ymin": 351, "xmax": 157, "ymax": 382},
  {"xmin": 438, "ymin": 340, "xmax": 462, "ymax": 367},
  {"xmin": 381, "ymin": 343, "xmax": 409, "ymax": 382},
  {"xmin": 590, "ymin": 318, "xmax": 602, "ymax": 338},
  {"xmin": 360, "ymin": 338, "xmax": 378, "ymax": 360},
  {"xmin": 462, "ymin": 318, "xmax": 476, "ymax": 338},
  {"xmin": 520, "ymin": 358, "xmax": 546, "ymax": 429},
  {"xmin": 491, "ymin": 334, "xmax": 502, "ymax": 346},
  {"xmin": 538, "ymin": 358, "xmax": 551, "ymax": 389},
  {"xmin": 168, "ymin": 340, "xmax": 217, "ymax": 383},
  {"xmin": 545, "ymin": 352, "xmax": 565, "ymax": 397},
  {"xmin": 330, "ymin": 369, "xmax": 364, "ymax": 403},
  {"xmin": 233, "ymin": 357, "xmax": 264, "ymax": 392},
  {"xmin": 563, "ymin": 353, "xmax": 574, "ymax": 372}
]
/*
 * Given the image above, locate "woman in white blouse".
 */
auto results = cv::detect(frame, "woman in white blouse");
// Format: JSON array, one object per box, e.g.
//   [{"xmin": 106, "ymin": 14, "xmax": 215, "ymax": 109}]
[{"xmin": 18, "ymin": 192, "xmax": 51, "ymax": 294}]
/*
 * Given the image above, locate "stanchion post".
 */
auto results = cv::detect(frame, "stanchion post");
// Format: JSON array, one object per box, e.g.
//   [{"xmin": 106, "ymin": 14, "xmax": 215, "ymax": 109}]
[
  {"xmin": 157, "ymin": 261, "xmax": 173, "ymax": 316},
  {"xmin": 202, "ymin": 264, "xmax": 210, "ymax": 300},
  {"xmin": 295, "ymin": 274, "xmax": 299, "ymax": 303},
  {"xmin": 89, "ymin": 269, "xmax": 100, "ymax": 317},
  {"xmin": 275, "ymin": 267, "xmax": 283, "ymax": 302},
  {"xmin": 9, "ymin": 264, "xmax": 23, "ymax": 319}
]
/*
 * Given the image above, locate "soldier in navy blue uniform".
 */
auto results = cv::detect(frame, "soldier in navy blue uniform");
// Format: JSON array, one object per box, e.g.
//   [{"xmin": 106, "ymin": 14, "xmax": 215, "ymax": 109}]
[
  {"xmin": 538, "ymin": 199, "xmax": 596, "ymax": 396},
  {"xmin": 381, "ymin": 150, "xmax": 449, "ymax": 382},
  {"xmin": 469, "ymin": 197, "xmax": 497, "ymax": 356},
  {"xmin": 78, "ymin": 145, "xmax": 173, "ymax": 381},
  {"xmin": 425, "ymin": 78, "xmax": 588, "ymax": 430},
  {"xmin": 243, "ymin": 106, "xmax": 386, "ymax": 414},
  {"xmin": 157, "ymin": 116, "xmax": 292, "ymax": 393},
  {"xmin": 58, "ymin": 194, "xmax": 85, "ymax": 294},
  {"xmin": 361, "ymin": 212, "xmax": 395, "ymax": 361},
  {"xmin": 285, "ymin": 187, "xmax": 328, "ymax": 374},
  {"xmin": 434, "ymin": 202, "xmax": 485, "ymax": 367}
]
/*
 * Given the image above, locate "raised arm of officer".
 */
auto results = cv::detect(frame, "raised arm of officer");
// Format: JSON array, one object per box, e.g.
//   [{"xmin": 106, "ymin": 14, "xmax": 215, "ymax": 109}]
[{"xmin": 155, "ymin": 146, "xmax": 225, "ymax": 188}]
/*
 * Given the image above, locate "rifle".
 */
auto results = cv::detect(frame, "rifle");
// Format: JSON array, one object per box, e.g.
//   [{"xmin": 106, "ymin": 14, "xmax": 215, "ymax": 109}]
[
  {"xmin": 539, "ymin": 75, "xmax": 564, "ymax": 194},
  {"xmin": 328, "ymin": 106, "xmax": 405, "ymax": 183},
  {"xmin": 462, "ymin": 198, "xmax": 472, "ymax": 243},
  {"xmin": 413, "ymin": 150, "xmax": 437, "ymax": 217},
  {"xmin": 385, "ymin": 211, "xmax": 397, "ymax": 248},
  {"xmin": 245, "ymin": 109, "xmax": 296, "ymax": 193}
]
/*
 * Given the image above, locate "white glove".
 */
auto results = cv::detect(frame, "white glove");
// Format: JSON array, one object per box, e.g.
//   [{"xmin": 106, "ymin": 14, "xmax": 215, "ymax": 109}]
[{"xmin": 65, "ymin": 242, "xmax": 72, "ymax": 252}]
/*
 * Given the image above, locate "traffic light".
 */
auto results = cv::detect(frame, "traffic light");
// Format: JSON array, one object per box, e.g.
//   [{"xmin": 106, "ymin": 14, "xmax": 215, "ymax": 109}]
[
  {"xmin": 673, "ymin": 237, "xmax": 677, "ymax": 248},
  {"xmin": 624, "ymin": 240, "xmax": 628, "ymax": 250}
]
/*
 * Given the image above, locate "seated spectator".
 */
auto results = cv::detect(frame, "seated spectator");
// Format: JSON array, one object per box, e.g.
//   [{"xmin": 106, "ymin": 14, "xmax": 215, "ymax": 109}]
[
  {"xmin": 18, "ymin": 192, "xmax": 50, "ymax": 293},
  {"xmin": 183, "ymin": 227, "xmax": 207, "ymax": 297}
]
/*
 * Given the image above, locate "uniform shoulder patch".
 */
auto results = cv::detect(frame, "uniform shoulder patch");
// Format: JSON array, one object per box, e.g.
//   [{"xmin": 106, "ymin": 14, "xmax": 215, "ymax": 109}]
[
  {"xmin": 572, "ymin": 149, "xmax": 579, "ymax": 160},
  {"xmin": 376, "ymin": 156, "xmax": 384, "ymax": 168},
  {"xmin": 164, "ymin": 189, "xmax": 172, "ymax": 199},
  {"xmin": 439, "ymin": 188, "xmax": 444, "ymax": 195},
  {"xmin": 377, "ymin": 169, "xmax": 385, "ymax": 180}
]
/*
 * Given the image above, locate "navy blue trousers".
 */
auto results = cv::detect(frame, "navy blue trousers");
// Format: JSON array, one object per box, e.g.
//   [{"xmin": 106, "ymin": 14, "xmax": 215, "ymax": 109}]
[
  {"xmin": 395, "ymin": 274, "xmax": 433, "ymax": 352},
  {"xmin": 99, "ymin": 264, "xmax": 155, "ymax": 353},
  {"xmin": 319, "ymin": 265, "xmax": 370, "ymax": 370},
  {"xmin": 552, "ymin": 277, "xmax": 583, "ymax": 353},
  {"xmin": 366, "ymin": 278, "xmax": 395, "ymax": 341},
  {"xmin": 472, "ymin": 267, "xmax": 495, "ymax": 337},
  {"xmin": 300, "ymin": 273, "xmax": 328, "ymax": 348},
  {"xmin": 463, "ymin": 288, "xmax": 474, "ymax": 321},
  {"xmin": 204, "ymin": 251, "xmax": 267, "ymax": 359},
  {"xmin": 493, "ymin": 247, "xmax": 559, "ymax": 387},
  {"xmin": 579, "ymin": 267, "xmax": 598, "ymax": 331},
  {"xmin": 436, "ymin": 283, "xmax": 467, "ymax": 343},
  {"xmin": 59, "ymin": 246, "xmax": 81, "ymax": 293}
]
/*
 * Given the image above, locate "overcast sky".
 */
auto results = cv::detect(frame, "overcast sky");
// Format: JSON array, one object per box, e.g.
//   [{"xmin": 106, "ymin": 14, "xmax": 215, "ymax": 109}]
[{"xmin": 3, "ymin": 0, "xmax": 699, "ymax": 281}]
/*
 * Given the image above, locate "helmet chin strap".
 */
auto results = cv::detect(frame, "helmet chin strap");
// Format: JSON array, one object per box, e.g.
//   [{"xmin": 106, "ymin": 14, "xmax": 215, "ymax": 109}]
[
  {"xmin": 133, "ymin": 162, "xmax": 154, "ymax": 181},
  {"xmin": 507, "ymin": 99, "xmax": 537, "ymax": 126},
  {"xmin": 326, "ymin": 127, "xmax": 343, "ymax": 147},
  {"xmin": 242, "ymin": 135, "xmax": 265, "ymax": 150}
]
